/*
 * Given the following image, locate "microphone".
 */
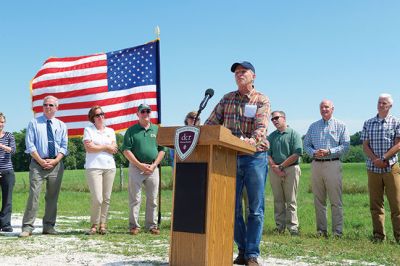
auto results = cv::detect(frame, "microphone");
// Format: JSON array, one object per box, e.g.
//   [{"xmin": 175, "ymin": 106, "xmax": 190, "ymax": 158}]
[{"xmin": 194, "ymin": 88, "xmax": 214, "ymax": 125}]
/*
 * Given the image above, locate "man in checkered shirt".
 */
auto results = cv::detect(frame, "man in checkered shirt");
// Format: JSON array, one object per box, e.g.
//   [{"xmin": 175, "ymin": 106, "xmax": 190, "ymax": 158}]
[{"xmin": 361, "ymin": 93, "xmax": 400, "ymax": 243}]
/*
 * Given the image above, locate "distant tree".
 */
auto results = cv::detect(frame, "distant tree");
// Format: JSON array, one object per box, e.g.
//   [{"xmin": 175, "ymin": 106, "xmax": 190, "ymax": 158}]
[
  {"xmin": 11, "ymin": 129, "xmax": 30, "ymax": 171},
  {"xmin": 350, "ymin": 131, "xmax": 362, "ymax": 146},
  {"xmin": 342, "ymin": 145, "xmax": 366, "ymax": 163}
]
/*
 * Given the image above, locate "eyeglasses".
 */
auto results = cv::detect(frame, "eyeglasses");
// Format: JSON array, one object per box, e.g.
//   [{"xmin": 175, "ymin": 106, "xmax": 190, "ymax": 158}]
[
  {"xmin": 271, "ymin": 116, "xmax": 282, "ymax": 122},
  {"xmin": 43, "ymin": 104, "xmax": 55, "ymax": 107},
  {"xmin": 140, "ymin": 109, "xmax": 151, "ymax": 114},
  {"xmin": 94, "ymin": 112, "xmax": 105, "ymax": 118}
]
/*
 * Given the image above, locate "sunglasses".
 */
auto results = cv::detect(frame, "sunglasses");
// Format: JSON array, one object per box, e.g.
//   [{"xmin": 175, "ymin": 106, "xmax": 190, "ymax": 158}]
[
  {"xmin": 43, "ymin": 104, "xmax": 55, "ymax": 107},
  {"xmin": 271, "ymin": 116, "xmax": 282, "ymax": 122},
  {"xmin": 94, "ymin": 112, "xmax": 105, "ymax": 118},
  {"xmin": 140, "ymin": 109, "xmax": 151, "ymax": 114}
]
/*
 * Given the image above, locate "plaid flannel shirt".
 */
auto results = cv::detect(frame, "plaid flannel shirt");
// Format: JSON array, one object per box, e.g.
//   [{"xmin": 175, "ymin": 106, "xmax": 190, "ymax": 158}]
[
  {"xmin": 205, "ymin": 87, "xmax": 270, "ymax": 151},
  {"xmin": 360, "ymin": 114, "xmax": 400, "ymax": 173}
]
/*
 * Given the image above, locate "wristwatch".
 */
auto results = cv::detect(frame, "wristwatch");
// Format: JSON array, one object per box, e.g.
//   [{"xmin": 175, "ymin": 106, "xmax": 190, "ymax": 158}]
[{"xmin": 278, "ymin": 165, "xmax": 285, "ymax": 171}]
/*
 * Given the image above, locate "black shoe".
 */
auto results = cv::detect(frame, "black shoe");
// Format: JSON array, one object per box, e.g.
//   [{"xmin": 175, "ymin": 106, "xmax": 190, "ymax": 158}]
[
  {"xmin": 1, "ymin": 226, "xmax": 13, "ymax": 232},
  {"xmin": 233, "ymin": 254, "xmax": 246, "ymax": 265},
  {"xmin": 317, "ymin": 230, "xmax": 328, "ymax": 238},
  {"xmin": 43, "ymin": 228, "xmax": 58, "ymax": 235}
]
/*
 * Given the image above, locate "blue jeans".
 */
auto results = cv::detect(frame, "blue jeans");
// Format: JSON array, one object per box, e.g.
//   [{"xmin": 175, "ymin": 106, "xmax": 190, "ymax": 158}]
[
  {"xmin": 0, "ymin": 169, "xmax": 15, "ymax": 228},
  {"xmin": 234, "ymin": 151, "xmax": 268, "ymax": 259}
]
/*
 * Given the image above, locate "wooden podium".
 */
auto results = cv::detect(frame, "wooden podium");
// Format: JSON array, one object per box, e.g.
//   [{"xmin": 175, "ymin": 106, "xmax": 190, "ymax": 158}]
[{"xmin": 158, "ymin": 125, "xmax": 255, "ymax": 266}]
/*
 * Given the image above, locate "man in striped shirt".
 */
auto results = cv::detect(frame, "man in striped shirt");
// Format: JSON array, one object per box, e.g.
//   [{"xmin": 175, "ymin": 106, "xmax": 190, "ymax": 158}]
[
  {"xmin": 205, "ymin": 61, "xmax": 269, "ymax": 266},
  {"xmin": 360, "ymin": 93, "xmax": 400, "ymax": 243},
  {"xmin": 304, "ymin": 100, "xmax": 350, "ymax": 238}
]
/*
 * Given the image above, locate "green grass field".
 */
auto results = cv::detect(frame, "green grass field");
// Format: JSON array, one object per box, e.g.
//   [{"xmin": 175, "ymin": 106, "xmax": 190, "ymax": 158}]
[{"xmin": 9, "ymin": 163, "xmax": 400, "ymax": 265}]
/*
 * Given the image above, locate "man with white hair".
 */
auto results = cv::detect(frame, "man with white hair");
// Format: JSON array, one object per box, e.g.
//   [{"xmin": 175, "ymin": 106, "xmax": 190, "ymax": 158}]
[
  {"xmin": 361, "ymin": 93, "xmax": 400, "ymax": 243},
  {"xmin": 304, "ymin": 99, "xmax": 350, "ymax": 238}
]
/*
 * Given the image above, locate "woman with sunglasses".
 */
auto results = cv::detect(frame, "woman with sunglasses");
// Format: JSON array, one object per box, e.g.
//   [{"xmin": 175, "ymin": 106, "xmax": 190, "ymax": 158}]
[
  {"xmin": 83, "ymin": 106, "xmax": 118, "ymax": 235},
  {"xmin": 0, "ymin": 112, "xmax": 16, "ymax": 232}
]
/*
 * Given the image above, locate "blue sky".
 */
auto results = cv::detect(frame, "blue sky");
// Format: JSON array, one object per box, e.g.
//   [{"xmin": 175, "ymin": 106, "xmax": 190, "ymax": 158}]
[{"xmin": 1, "ymin": 1, "xmax": 399, "ymax": 135}]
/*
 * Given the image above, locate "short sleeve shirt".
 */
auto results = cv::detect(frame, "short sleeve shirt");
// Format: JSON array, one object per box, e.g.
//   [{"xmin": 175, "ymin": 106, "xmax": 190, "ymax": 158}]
[{"xmin": 83, "ymin": 124, "xmax": 116, "ymax": 169}]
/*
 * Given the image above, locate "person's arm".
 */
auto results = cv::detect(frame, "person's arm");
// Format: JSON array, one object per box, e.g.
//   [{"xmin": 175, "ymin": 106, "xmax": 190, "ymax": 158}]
[
  {"xmin": 363, "ymin": 139, "xmax": 387, "ymax": 168},
  {"xmin": 303, "ymin": 126, "xmax": 316, "ymax": 157},
  {"xmin": 383, "ymin": 137, "xmax": 400, "ymax": 161},
  {"xmin": 250, "ymin": 95, "xmax": 270, "ymax": 151},
  {"xmin": 0, "ymin": 133, "xmax": 15, "ymax": 154},
  {"xmin": 329, "ymin": 123, "xmax": 350, "ymax": 156},
  {"xmin": 205, "ymin": 97, "xmax": 224, "ymax": 125}
]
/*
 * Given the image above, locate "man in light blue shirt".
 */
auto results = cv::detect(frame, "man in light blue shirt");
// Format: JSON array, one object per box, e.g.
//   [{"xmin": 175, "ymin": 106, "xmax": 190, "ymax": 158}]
[
  {"xmin": 19, "ymin": 95, "xmax": 68, "ymax": 237},
  {"xmin": 304, "ymin": 99, "xmax": 350, "ymax": 238}
]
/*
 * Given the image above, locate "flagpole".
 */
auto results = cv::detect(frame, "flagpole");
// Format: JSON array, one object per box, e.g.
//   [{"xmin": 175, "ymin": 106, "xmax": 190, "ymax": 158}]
[{"xmin": 155, "ymin": 25, "xmax": 163, "ymax": 227}]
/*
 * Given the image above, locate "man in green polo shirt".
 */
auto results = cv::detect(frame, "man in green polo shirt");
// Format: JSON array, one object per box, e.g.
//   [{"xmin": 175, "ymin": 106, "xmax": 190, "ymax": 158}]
[
  {"xmin": 122, "ymin": 104, "xmax": 166, "ymax": 235},
  {"xmin": 268, "ymin": 111, "xmax": 303, "ymax": 236}
]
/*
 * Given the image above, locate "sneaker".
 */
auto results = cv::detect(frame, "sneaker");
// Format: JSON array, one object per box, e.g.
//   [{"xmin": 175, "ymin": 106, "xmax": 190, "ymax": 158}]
[
  {"xmin": 233, "ymin": 254, "xmax": 246, "ymax": 265},
  {"xmin": 289, "ymin": 229, "xmax": 299, "ymax": 236},
  {"xmin": 43, "ymin": 228, "xmax": 58, "ymax": 235},
  {"xmin": 149, "ymin": 227, "xmax": 160, "ymax": 235},
  {"xmin": 19, "ymin": 231, "xmax": 32, "ymax": 238},
  {"xmin": 246, "ymin": 257, "xmax": 259, "ymax": 266},
  {"xmin": 130, "ymin": 228, "xmax": 140, "ymax": 235},
  {"xmin": 1, "ymin": 226, "xmax": 13, "ymax": 232},
  {"xmin": 317, "ymin": 230, "xmax": 328, "ymax": 238}
]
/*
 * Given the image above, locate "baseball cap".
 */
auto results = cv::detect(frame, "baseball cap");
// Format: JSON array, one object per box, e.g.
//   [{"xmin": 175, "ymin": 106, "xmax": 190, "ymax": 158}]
[{"xmin": 231, "ymin": 61, "xmax": 255, "ymax": 73}]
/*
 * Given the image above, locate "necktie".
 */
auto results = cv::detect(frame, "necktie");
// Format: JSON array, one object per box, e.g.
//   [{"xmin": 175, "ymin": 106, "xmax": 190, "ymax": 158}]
[{"xmin": 47, "ymin": 120, "xmax": 56, "ymax": 158}]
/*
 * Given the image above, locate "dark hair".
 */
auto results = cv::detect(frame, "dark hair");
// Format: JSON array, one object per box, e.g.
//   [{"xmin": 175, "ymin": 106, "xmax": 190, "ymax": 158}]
[
  {"xmin": 0, "ymin": 112, "xmax": 5, "ymax": 122},
  {"xmin": 88, "ymin": 106, "xmax": 103, "ymax": 123}
]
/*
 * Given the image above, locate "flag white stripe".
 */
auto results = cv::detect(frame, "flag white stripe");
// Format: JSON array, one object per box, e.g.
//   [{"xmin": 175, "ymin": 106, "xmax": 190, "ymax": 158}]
[
  {"xmin": 40, "ymin": 54, "xmax": 106, "ymax": 70},
  {"xmin": 32, "ymin": 66, "xmax": 107, "ymax": 84},
  {"xmin": 32, "ymin": 80, "xmax": 108, "ymax": 97}
]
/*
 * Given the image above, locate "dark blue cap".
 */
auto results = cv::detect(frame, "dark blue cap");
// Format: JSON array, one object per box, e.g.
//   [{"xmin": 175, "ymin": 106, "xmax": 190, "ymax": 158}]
[{"xmin": 231, "ymin": 61, "xmax": 255, "ymax": 73}]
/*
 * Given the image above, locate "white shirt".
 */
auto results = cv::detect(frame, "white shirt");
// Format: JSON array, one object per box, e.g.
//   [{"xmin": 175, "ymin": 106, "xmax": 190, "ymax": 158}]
[{"xmin": 83, "ymin": 124, "xmax": 116, "ymax": 169}]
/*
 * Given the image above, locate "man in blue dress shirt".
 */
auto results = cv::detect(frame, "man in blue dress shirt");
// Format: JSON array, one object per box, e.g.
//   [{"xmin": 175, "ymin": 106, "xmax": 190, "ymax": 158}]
[
  {"xmin": 19, "ymin": 95, "xmax": 68, "ymax": 237},
  {"xmin": 304, "ymin": 99, "xmax": 350, "ymax": 238}
]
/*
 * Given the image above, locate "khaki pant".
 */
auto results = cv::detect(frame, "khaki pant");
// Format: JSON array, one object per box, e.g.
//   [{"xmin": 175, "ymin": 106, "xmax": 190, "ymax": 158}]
[
  {"xmin": 128, "ymin": 164, "xmax": 159, "ymax": 230},
  {"xmin": 86, "ymin": 168, "xmax": 116, "ymax": 224},
  {"xmin": 269, "ymin": 165, "xmax": 301, "ymax": 231},
  {"xmin": 367, "ymin": 163, "xmax": 400, "ymax": 241},
  {"xmin": 311, "ymin": 160, "xmax": 343, "ymax": 235},
  {"xmin": 22, "ymin": 160, "xmax": 64, "ymax": 232}
]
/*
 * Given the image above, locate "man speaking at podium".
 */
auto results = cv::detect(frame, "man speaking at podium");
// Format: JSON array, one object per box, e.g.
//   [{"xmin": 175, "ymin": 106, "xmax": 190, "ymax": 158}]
[{"xmin": 205, "ymin": 61, "xmax": 270, "ymax": 266}]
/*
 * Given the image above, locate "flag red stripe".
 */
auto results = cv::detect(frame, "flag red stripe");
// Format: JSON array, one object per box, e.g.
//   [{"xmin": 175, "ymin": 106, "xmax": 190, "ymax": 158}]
[
  {"xmin": 33, "ymin": 60, "xmax": 107, "ymax": 79},
  {"xmin": 32, "ymin": 73, "xmax": 107, "ymax": 89},
  {"xmin": 32, "ymin": 91, "xmax": 158, "ymax": 112},
  {"xmin": 32, "ymin": 86, "xmax": 108, "ymax": 102}
]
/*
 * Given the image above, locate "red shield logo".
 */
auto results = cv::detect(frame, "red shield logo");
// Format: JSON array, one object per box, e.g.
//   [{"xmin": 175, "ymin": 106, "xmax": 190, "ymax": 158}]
[{"xmin": 174, "ymin": 126, "xmax": 200, "ymax": 161}]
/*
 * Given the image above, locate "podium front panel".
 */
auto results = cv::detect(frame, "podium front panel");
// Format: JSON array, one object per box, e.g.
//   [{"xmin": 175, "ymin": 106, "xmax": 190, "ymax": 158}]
[{"xmin": 173, "ymin": 162, "xmax": 208, "ymax": 233}]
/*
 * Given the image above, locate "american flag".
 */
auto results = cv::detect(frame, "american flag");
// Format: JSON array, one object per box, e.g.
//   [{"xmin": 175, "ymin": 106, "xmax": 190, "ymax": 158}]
[{"xmin": 31, "ymin": 40, "xmax": 161, "ymax": 137}]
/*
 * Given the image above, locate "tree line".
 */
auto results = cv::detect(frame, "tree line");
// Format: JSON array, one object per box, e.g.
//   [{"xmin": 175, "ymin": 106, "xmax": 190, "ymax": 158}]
[{"xmin": 10, "ymin": 129, "xmax": 365, "ymax": 172}]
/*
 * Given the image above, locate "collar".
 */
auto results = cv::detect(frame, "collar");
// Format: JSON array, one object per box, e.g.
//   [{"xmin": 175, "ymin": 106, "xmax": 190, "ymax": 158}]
[{"xmin": 236, "ymin": 85, "xmax": 256, "ymax": 99}]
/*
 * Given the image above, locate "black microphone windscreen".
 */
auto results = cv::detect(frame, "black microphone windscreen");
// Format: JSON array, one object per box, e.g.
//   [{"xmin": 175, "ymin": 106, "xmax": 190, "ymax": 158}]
[{"xmin": 205, "ymin": 88, "xmax": 214, "ymax": 98}]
